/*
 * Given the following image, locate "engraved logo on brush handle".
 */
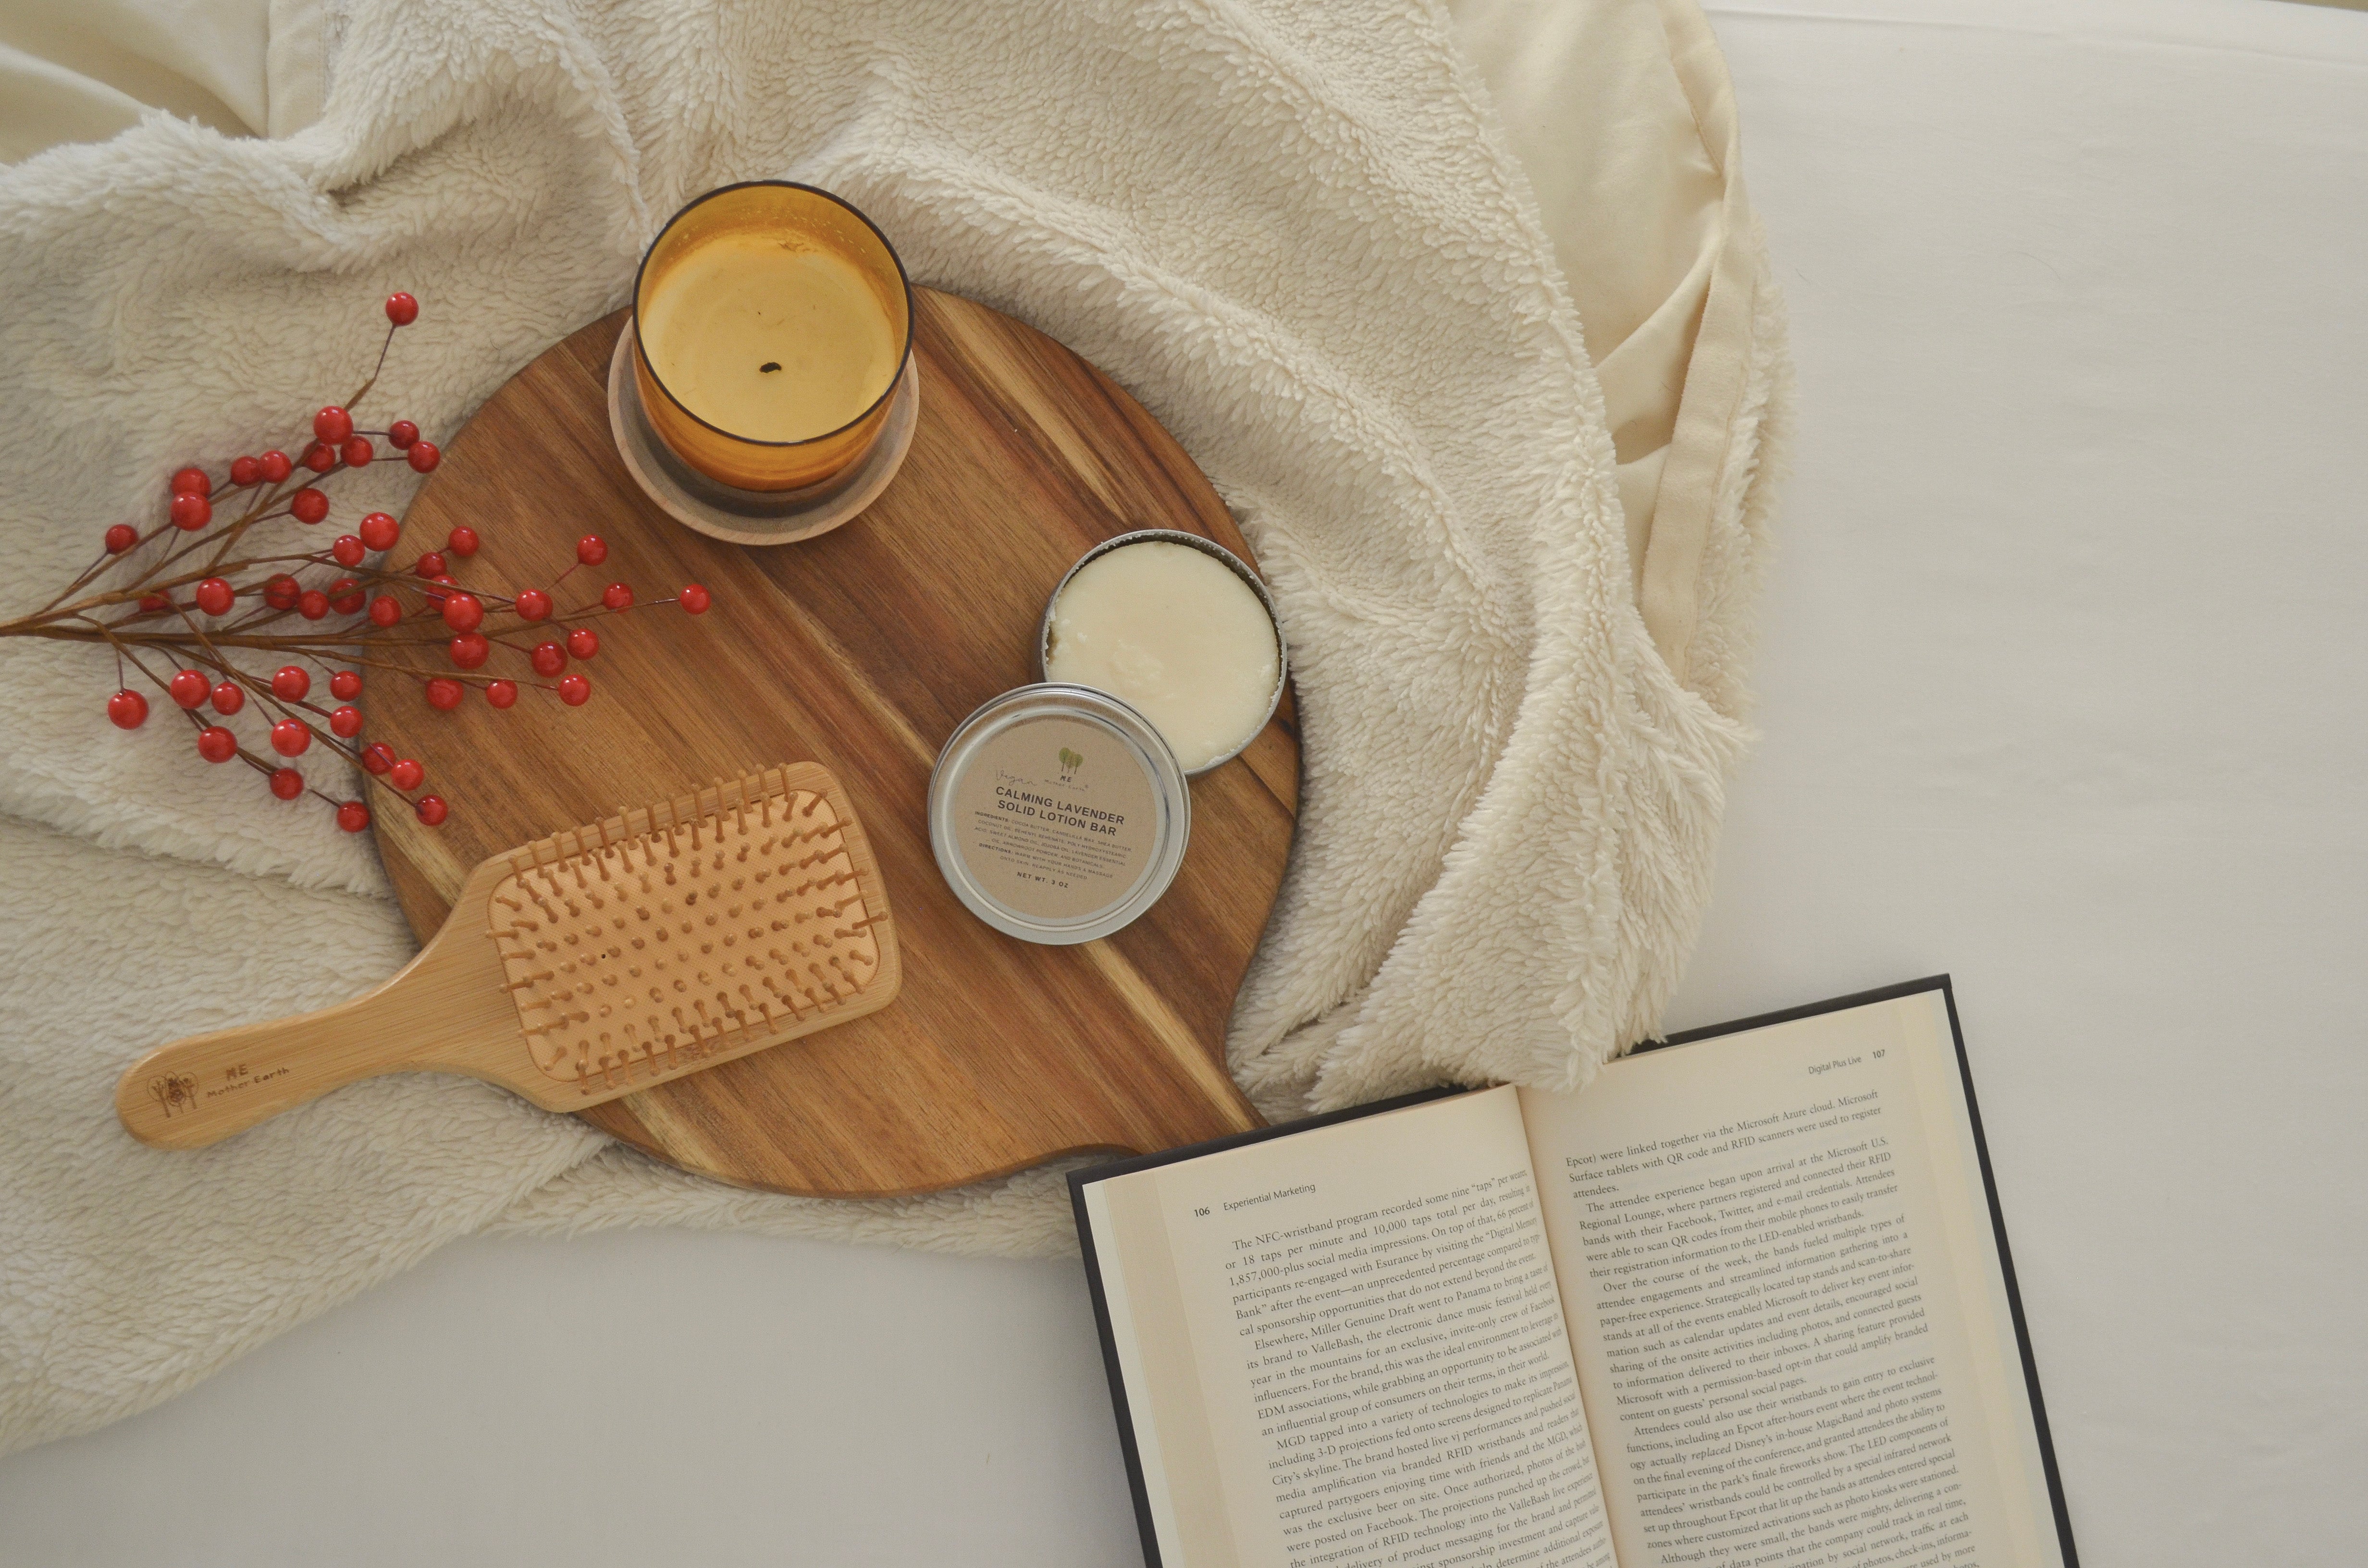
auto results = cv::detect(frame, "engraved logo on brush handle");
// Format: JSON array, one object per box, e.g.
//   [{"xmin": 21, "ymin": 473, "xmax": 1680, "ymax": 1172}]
[{"xmin": 147, "ymin": 1073, "xmax": 199, "ymax": 1118}]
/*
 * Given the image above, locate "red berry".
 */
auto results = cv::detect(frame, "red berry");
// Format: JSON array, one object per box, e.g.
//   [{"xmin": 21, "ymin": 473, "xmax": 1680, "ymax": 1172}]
[
  {"xmin": 264, "ymin": 575, "xmax": 301, "ymax": 610},
  {"xmin": 193, "ymin": 576, "xmax": 234, "ymax": 615},
  {"xmin": 210, "ymin": 681, "xmax": 244, "ymax": 715},
  {"xmin": 342, "ymin": 435, "xmax": 373, "ymax": 468},
  {"xmin": 575, "ymin": 535, "xmax": 608, "ymax": 566},
  {"xmin": 271, "ymin": 665, "xmax": 310, "ymax": 701},
  {"xmin": 328, "ymin": 578, "xmax": 365, "ymax": 615},
  {"xmin": 168, "ymin": 669, "xmax": 209, "ymax": 709},
  {"xmin": 566, "ymin": 626, "xmax": 600, "ymax": 660},
  {"xmin": 432, "ymin": 575, "xmax": 458, "ymax": 588},
  {"xmin": 407, "ymin": 441, "xmax": 441, "ymax": 474},
  {"xmin": 302, "ymin": 442, "xmax": 338, "ymax": 475},
  {"xmin": 359, "ymin": 511, "xmax": 400, "ymax": 551},
  {"xmin": 107, "ymin": 689, "xmax": 149, "ymax": 729},
  {"xmin": 104, "ymin": 524, "xmax": 137, "ymax": 553},
  {"xmin": 530, "ymin": 640, "xmax": 567, "ymax": 677},
  {"xmin": 485, "ymin": 679, "xmax": 518, "ymax": 709},
  {"xmin": 332, "ymin": 535, "xmax": 366, "ymax": 567},
  {"xmin": 413, "ymin": 551, "xmax": 446, "ymax": 579},
  {"xmin": 171, "ymin": 466, "xmax": 211, "ymax": 498},
  {"xmin": 270, "ymin": 768, "xmax": 305, "ymax": 801},
  {"xmin": 259, "ymin": 450, "xmax": 293, "ymax": 483},
  {"xmin": 440, "ymin": 591, "xmax": 484, "ymax": 633},
  {"xmin": 388, "ymin": 419, "xmax": 419, "ymax": 450},
  {"xmin": 414, "ymin": 794, "xmax": 449, "ymax": 826},
  {"xmin": 329, "ymin": 670, "xmax": 361, "ymax": 700},
  {"xmin": 329, "ymin": 705, "xmax": 363, "ymax": 738},
  {"xmin": 601, "ymin": 582, "xmax": 634, "ymax": 612},
  {"xmin": 514, "ymin": 588, "xmax": 552, "ymax": 621},
  {"xmin": 290, "ymin": 487, "xmax": 329, "ymax": 524},
  {"xmin": 137, "ymin": 592, "xmax": 171, "ymax": 614},
  {"xmin": 197, "ymin": 725, "xmax": 237, "ymax": 762},
  {"xmin": 360, "ymin": 742, "xmax": 395, "ymax": 775},
  {"xmin": 389, "ymin": 758, "xmax": 424, "ymax": 791},
  {"xmin": 170, "ymin": 493, "xmax": 211, "ymax": 530},
  {"xmin": 368, "ymin": 594, "xmax": 403, "ymax": 627},
  {"xmin": 678, "ymin": 583, "xmax": 711, "ymax": 614},
  {"xmin": 424, "ymin": 678, "xmax": 464, "ymax": 711},
  {"xmin": 314, "ymin": 406, "xmax": 353, "ymax": 444},
  {"xmin": 448, "ymin": 632, "xmax": 490, "ymax": 669},
  {"xmin": 230, "ymin": 455, "xmax": 262, "ymax": 487},
  {"xmin": 336, "ymin": 801, "xmax": 371, "ymax": 833},
  {"xmin": 297, "ymin": 589, "xmax": 330, "ymax": 621},
  {"xmin": 558, "ymin": 674, "xmax": 592, "ymax": 706},
  {"xmin": 270, "ymin": 719, "xmax": 311, "ymax": 757},
  {"xmin": 385, "ymin": 292, "xmax": 419, "ymax": 327},
  {"xmin": 446, "ymin": 526, "xmax": 480, "ymax": 557}
]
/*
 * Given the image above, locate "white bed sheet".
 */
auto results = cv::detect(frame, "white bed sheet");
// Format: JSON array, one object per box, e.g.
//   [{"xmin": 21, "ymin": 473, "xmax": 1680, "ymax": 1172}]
[{"xmin": 2, "ymin": 1, "xmax": 2363, "ymax": 1562}]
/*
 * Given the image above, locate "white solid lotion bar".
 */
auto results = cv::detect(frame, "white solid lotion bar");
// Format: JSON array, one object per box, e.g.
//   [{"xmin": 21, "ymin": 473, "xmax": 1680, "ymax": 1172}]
[
  {"xmin": 640, "ymin": 231, "xmax": 896, "ymax": 441},
  {"xmin": 1045, "ymin": 542, "xmax": 1279, "ymax": 771}
]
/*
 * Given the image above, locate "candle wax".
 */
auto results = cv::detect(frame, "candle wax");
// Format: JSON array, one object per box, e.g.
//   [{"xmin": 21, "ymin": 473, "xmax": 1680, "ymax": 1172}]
[
  {"xmin": 1045, "ymin": 542, "xmax": 1280, "ymax": 771},
  {"xmin": 640, "ymin": 231, "xmax": 898, "ymax": 443}
]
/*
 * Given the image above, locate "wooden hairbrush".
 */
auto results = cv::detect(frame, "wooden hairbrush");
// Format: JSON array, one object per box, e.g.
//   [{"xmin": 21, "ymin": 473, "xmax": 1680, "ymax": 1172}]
[{"xmin": 116, "ymin": 762, "xmax": 900, "ymax": 1150}]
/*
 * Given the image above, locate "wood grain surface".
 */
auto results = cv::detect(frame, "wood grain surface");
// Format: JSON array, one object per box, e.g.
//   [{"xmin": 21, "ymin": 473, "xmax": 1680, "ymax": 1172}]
[{"xmin": 367, "ymin": 290, "xmax": 1295, "ymax": 1197}]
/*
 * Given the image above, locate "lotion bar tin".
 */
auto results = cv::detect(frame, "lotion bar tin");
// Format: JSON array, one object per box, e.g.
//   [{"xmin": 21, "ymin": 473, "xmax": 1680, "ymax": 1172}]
[
  {"xmin": 928, "ymin": 683, "xmax": 1192, "ymax": 944},
  {"xmin": 1037, "ymin": 529, "xmax": 1287, "ymax": 776}
]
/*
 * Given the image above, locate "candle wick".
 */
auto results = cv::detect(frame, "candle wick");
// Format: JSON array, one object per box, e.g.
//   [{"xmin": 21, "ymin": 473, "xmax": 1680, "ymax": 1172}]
[{"xmin": 758, "ymin": 362, "xmax": 782, "ymax": 374}]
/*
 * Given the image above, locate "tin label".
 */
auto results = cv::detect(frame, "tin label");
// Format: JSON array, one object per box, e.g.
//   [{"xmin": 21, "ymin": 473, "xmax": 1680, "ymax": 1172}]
[{"xmin": 950, "ymin": 714, "xmax": 1158, "ymax": 921}]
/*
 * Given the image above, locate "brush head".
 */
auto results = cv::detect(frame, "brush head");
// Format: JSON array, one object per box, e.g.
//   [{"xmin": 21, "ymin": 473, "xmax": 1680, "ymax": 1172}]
[{"xmin": 486, "ymin": 766, "xmax": 895, "ymax": 1097}]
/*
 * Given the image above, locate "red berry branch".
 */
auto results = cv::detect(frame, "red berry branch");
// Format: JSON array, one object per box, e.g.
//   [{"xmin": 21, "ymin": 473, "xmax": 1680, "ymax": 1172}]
[{"xmin": 2, "ymin": 292, "xmax": 714, "ymax": 833}]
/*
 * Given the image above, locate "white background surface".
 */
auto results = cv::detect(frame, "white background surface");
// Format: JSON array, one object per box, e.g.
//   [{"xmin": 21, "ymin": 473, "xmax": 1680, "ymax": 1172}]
[{"xmin": 5, "ymin": 1, "xmax": 2365, "ymax": 1561}]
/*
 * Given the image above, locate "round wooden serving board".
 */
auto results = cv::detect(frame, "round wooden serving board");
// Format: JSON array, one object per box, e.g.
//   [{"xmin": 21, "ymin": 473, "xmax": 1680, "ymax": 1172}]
[{"xmin": 366, "ymin": 292, "xmax": 1293, "ymax": 1198}]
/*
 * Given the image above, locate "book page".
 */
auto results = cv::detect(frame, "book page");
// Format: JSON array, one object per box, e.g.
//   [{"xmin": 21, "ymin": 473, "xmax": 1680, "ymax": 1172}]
[
  {"xmin": 1522, "ymin": 990, "xmax": 2065, "ymax": 1568},
  {"xmin": 1081, "ymin": 1087, "xmax": 1618, "ymax": 1568}
]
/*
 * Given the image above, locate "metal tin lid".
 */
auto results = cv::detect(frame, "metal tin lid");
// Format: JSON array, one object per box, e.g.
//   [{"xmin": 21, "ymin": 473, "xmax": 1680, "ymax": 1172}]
[{"xmin": 928, "ymin": 684, "xmax": 1192, "ymax": 944}]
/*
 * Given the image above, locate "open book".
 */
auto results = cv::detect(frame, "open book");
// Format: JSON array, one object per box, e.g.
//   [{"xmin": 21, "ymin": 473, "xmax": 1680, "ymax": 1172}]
[{"xmin": 1071, "ymin": 979, "xmax": 2077, "ymax": 1568}]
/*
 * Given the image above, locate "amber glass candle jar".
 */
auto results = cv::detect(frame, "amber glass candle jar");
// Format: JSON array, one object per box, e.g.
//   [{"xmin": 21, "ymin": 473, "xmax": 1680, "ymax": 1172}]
[{"xmin": 630, "ymin": 182, "xmax": 914, "ymax": 492}]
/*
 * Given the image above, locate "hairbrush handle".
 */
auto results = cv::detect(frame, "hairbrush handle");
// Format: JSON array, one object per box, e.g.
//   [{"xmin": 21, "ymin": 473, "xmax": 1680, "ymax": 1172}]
[{"xmin": 114, "ymin": 911, "xmax": 518, "ymax": 1150}]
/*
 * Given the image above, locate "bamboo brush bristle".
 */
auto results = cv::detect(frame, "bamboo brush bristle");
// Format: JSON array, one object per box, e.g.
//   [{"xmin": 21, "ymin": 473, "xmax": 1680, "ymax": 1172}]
[{"xmin": 484, "ymin": 766, "xmax": 887, "ymax": 1095}]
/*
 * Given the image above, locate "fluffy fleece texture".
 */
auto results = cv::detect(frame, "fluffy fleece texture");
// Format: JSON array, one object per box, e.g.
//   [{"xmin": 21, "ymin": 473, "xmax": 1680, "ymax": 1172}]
[{"xmin": 0, "ymin": 0, "xmax": 1784, "ymax": 1454}]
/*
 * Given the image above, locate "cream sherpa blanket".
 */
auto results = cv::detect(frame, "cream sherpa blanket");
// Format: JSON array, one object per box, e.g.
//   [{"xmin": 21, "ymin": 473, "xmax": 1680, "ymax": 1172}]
[{"xmin": 0, "ymin": 0, "xmax": 1785, "ymax": 1455}]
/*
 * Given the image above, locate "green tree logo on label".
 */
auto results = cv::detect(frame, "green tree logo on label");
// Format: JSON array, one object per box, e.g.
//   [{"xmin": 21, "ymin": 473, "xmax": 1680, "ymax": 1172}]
[{"xmin": 1058, "ymin": 747, "xmax": 1084, "ymax": 783}]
